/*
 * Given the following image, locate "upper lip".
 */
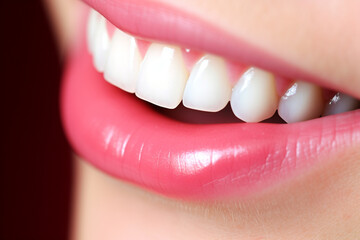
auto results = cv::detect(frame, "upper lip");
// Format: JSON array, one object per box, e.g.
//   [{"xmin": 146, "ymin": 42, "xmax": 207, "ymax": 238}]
[
  {"xmin": 61, "ymin": 1, "xmax": 360, "ymax": 200},
  {"xmin": 83, "ymin": 0, "xmax": 359, "ymax": 99}
]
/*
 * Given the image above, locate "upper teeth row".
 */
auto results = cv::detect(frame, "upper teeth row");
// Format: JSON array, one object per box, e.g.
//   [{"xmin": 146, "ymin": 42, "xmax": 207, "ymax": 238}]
[{"xmin": 87, "ymin": 9, "xmax": 359, "ymax": 123}]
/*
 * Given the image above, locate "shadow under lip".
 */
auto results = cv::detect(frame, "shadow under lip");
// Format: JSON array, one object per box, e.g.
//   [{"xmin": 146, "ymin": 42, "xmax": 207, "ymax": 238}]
[{"xmin": 150, "ymin": 103, "xmax": 286, "ymax": 124}]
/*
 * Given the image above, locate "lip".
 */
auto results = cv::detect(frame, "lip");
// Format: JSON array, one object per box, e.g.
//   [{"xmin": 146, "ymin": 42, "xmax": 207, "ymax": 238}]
[{"xmin": 61, "ymin": 3, "xmax": 360, "ymax": 200}]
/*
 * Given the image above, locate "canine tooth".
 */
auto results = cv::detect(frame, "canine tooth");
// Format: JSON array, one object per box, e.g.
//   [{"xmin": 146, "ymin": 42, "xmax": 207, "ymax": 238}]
[
  {"xmin": 278, "ymin": 81, "xmax": 324, "ymax": 123},
  {"xmin": 136, "ymin": 43, "xmax": 189, "ymax": 109},
  {"xmin": 93, "ymin": 16, "xmax": 110, "ymax": 72},
  {"xmin": 183, "ymin": 55, "xmax": 232, "ymax": 112},
  {"xmin": 104, "ymin": 30, "xmax": 141, "ymax": 93},
  {"xmin": 230, "ymin": 68, "xmax": 278, "ymax": 122},
  {"xmin": 87, "ymin": 9, "xmax": 100, "ymax": 54},
  {"xmin": 323, "ymin": 93, "xmax": 360, "ymax": 116}
]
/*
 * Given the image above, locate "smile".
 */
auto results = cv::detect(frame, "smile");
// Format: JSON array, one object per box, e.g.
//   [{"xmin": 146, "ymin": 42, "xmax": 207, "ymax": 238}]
[{"xmin": 61, "ymin": 0, "xmax": 360, "ymax": 200}]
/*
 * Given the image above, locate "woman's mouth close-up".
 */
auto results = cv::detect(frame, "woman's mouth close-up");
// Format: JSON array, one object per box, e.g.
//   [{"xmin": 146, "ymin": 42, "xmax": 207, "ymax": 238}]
[{"xmin": 61, "ymin": 0, "xmax": 360, "ymax": 200}]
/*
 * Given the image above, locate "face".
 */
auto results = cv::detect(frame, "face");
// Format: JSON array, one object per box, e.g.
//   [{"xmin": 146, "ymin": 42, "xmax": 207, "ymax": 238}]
[{"xmin": 45, "ymin": 0, "xmax": 360, "ymax": 239}]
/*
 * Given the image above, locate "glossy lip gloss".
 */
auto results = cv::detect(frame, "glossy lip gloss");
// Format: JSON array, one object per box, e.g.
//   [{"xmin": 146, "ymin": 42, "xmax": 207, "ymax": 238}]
[{"xmin": 61, "ymin": 3, "xmax": 360, "ymax": 200}]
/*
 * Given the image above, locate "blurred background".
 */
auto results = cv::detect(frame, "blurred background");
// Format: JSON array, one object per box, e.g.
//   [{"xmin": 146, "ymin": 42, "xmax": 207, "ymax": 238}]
[{"xmin": 0, "ymin": 1, "xmax": 72, "ymax": 239}]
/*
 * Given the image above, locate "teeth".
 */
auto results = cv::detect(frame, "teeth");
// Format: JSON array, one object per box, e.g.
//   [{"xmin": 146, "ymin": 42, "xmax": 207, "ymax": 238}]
[
  {"xmin": 104, "ymin": 29, "xmax": 141, "ymax": 93},
  {"xmin": 278, "ymin": 81, "xmax": 324, "ymax": 123},
  {"xmin": 87, "ymin": 9, "xmax": 101, "ymax": 54},
  {"xmin": 135, "ymin": 43, "xmax": 189, "ymax": 109},
  {"xmin": 230, "ymin": 68, "xmax": 278, "ymax": 122},
  {"xmin": 323, "ymin": 93, "xmax": 360, "ymax": 116},
  {"xmin": 183, "ymin": 55, "xmax": 232, "ymax": 112},
  {"xmin": 92, "ymin": 15, "xmax": 110, "ymax": 72},
  {"xmin": 88, "ymin": 9, "xmax": 355, "ymax": 122}
]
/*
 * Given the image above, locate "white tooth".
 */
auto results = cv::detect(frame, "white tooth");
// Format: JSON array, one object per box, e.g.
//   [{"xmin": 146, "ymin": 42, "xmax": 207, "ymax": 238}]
[
  {"xmin": 136, "ymin": 43, "xmax": 189, "ymax": 109},
  {"xmin": 323, "ymin": 93, "xmax": 360, "ymax": 116},
  {"xmin": 230, "ymin": 68, "xmax": 278, "ymax": 122},
  {"xmin": 104, "ymin": 30, "xmax": 142, "ymax": 93},
  {"xmin": 93, "ymin": 16, "xmax": 110, "ymax": 72},
  {"xmin": 183, "ymin": 55, "xmax": 232, "ymax": 112},
  {"xmin": 278, "ymin": 81, "xmax": 324, "ymax": 123},
  {"xmin": 87, "ymin": 9, "xmax": 100, "ymax": 54}
]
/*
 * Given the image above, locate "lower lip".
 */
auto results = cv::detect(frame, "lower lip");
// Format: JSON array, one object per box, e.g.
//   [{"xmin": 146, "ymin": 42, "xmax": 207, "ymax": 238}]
[{"xmin": 61, "ymin": 15, "xmax": 360, "ymax": 200}]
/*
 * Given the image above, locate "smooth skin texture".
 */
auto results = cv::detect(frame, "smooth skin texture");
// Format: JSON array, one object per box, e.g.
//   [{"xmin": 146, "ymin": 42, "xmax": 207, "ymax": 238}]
[{"xmin": 44, "ymin": 0, "xmax": 360, "ymax": 239}]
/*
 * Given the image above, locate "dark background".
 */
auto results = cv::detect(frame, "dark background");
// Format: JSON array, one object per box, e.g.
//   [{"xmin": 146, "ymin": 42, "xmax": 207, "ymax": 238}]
[{"xmin": 0, "ymin": 1, "xmax": 72, "ymax": 239}]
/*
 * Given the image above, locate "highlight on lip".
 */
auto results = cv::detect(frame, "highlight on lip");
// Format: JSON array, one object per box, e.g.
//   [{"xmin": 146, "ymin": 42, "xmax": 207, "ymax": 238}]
[{"xmin": 87, "ymin": 9, "xmax": 360, "ymax": 123}]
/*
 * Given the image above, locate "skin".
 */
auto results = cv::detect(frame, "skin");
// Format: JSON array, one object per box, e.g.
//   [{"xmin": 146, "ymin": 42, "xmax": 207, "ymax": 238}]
[
  {"xmin": 43, "ymin": 0, "xmax": 77, "ymax": 56},
  {"xmin": 44, "ymin": 0, "xmax": 360, "ymax": 239}
]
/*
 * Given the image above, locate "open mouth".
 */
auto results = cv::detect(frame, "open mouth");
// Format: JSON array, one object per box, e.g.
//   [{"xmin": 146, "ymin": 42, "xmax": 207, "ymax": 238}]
[
  {"xmin": 61, "ymin": 1, "xmax": 360, "ymax": 200},
  {"xmin": 88, "ymin": 8, "xmax": 359, "ymax": 123}
]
